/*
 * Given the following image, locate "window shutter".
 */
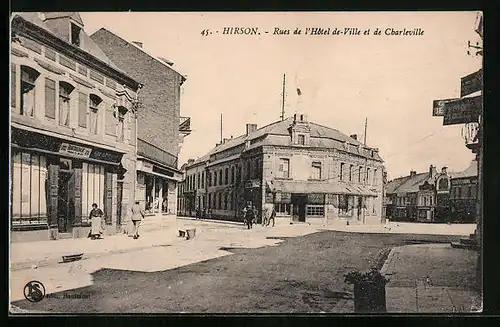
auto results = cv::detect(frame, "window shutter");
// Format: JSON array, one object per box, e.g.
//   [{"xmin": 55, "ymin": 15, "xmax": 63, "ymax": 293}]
[
  {"xmin": 78, "ymin": 92, "xmax": 87, "ymax": 127},
  {"xmin": 104, "ymin": 172, "xmax": 113, "ymax": 225},
  {"xmin": 73, "ymin": 168, "xmax": 82, "ymax": 226},
  {"xmin": 48, "ymin": 164, "xmax": 59, "ymax": 228},
  {"xmin": 11, "ymin": 64, "xmax": 16, "ymax": 108},
  {"xmin": 105, "ymin": 103, "xmax": 116, "ymax": 135},
  {"xmin": 45, "ymin": 78, "xmax": 56, "ymax": 119}
]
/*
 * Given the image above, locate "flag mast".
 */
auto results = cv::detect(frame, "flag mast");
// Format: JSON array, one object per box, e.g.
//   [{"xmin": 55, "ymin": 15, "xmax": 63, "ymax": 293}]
[
  {"xmin": 280, "ymin": 74, "xmax": 286, "ymax": 121},
  {"xmin": 364, "ymin": 117, "xmax": 368, "ymax": 145}
]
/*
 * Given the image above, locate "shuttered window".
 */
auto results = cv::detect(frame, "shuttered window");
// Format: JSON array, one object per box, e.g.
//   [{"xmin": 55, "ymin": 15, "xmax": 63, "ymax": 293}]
[
  {"xmin": 59, "ymin": 82, "xmax": 74, "ymax": 126},
  {"xmin": 78, "ymin": 92, "xmax": 87, "ymax": 128},
  {"xmin": 44, "ymin": 78, "xmax": 56, "ymax": 119},
  {"xmin": 11, "ymin": 64, "xmax": 16, "ymax": 108}
]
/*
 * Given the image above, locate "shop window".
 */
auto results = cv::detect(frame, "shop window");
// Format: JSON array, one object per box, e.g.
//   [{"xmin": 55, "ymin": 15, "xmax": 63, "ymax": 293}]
[
  {"xmin": 311, "ymin": 162, "xmax": 322, "ymax": 180},
  {"xmin": 161, "ymin": 179, "xmax": 169, "ymax": 213},
  {"xmin": 11, "ymin": 152, "xmax": 48, "ymax": 227},
  {"xmin": 44, "ymin": 78, "xmax": 56, "ymax": 119},
  {"xmin": 279, "ymin": 158, "xmax": 290, "ymax": 179},
  {"xmin": 11, "ymin": 64, "xmax": 17, "ymax": 108},
  {"xmin": 306, "ymin": 205, "xmax": 324, "ymax": 217},
  {"xmin": 20, "ymin": 66, "xmax": 40, "ymax": 117},
  {"xmin": 208, "ymin": 193, "xmax": 212, "ymax": 209},
  {"xmin": 81, "ymin": 163, "xmax": 105, "ymax": 224},
  {"xmin": 274, "ymin": 203, "xmax": 291, "ymax": 215},
  {"xmin": 89, "ymin": 94, "xmax": 102, "ymax": 135}
]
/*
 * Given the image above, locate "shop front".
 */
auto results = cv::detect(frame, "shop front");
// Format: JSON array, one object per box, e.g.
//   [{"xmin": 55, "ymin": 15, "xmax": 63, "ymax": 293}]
[
  {"xmin": 136, "ymin": 158, "xmax": 182, "ymax": 218},
  {"xmin": 10, "ymin": 127, "xmax": 127, "ymax": 242}
]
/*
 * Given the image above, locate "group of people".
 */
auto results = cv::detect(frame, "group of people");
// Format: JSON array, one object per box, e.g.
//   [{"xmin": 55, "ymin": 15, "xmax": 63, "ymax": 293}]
[
  {"xmin": 242, "ymin": 203, "xmax": 276, "ymax": 230},
  {"xmin": 87, "ymin": 201, "xmax": 145, "ymax": 240}
]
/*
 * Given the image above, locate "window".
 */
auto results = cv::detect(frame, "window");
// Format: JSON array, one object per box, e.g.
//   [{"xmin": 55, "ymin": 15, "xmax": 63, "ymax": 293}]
[
  {"xmin": 349, "ymin": 164, "xmax": 353, "ymax": 182},
  {"xmin": 430, "ymin": 197, "xmax": 433, "ymax": 206},
  {"xmin": 457, "ymin": 187, "xmax": 462, "ymax": 198},
  {"xmin": 366, "ymin": 168, "xmax": 371, "ymax": 185},
  {"xmin": 208, "ymin": 172, "xmax": 212, "ymax": 187},
  {"xmin": 201, "ymin": 171, "xmax": 205, "ymax": 188},
  {"xmin": 89, "ymin": 94, "xmax": 102, "ymax": 135},
  {"xmin": 105, "ymin": 102, "xmax": 117, "ymax": 136},
  {"xmin": 81, "ymin": 163, "xmax": 105, "ymax": 224},
  {"xmin": 58, "ymin": 82, "xmax": 74, "ymax": 126},
  {"xmin": 218, "ymin": 193, "xmax": 222, "ymax": 209},
  {"xmin": 224, "ymin": 194, "xmax": 228, "ymax": 210},
  {"xmin": 20, "ymin": 66, "xmax": 39, "ymax": 117},
  {"xmin": 219, "ymin": 170, "xmax": 223, "ymax": 186},
  {"xmin": 214, "ymin": 171, "xmax": 217, "ymax": 186},
  {"xmin": 340, "ymin": 163, "xmax": 344, "ymax": 181},
  {"xmin": 373, "ymin": 169, "xmax": 378, "ymax": 185},
  {"xmin": 70, "ymin": 23, "xmax": 81, "ymax": 46},
  {"xmin": 11, "ymin": 152, "xmax": 48, "ymax": 226},
  {"xmin": 424, "ymin": 197, "xmax": 427, "ymax": 206},
  {"xmin": 311, "ymin": 162, "xmax": 322, "ymax": 180},
  {"xmin": 236, "ymin": 166, "xmax": 241, "ymax": 183},
  {"xmin": 279, "ymin": 158, "xmax": 290, "ymax": 179},
  {"xmin": 359, "ymin": 166, "xmax": 364, "ymax": 183},
  {"xmin": 44, "ymin": 78, "xmax": 56, "ymax": 119},
  {"xmin": 274, "ymin": 203, "xmax": 291, "ymax": 215},
  {"xmin": 298, "ymin": 134, "xmax": 305, "ymax": 145},
  {"xmin": 231, "ymin": 166, "xmax": 235, "ymax": 184},
  {"xmin": 11, "ymin": 64, "xmax": 16, "ymax": 108},
  {"xmin": 116, "ymin": 110, "xmax": 125, "ymax": 142},
  {"xmin": 246, "ymin": 161, "xmax": 251, "ymax": 179},
  {"xmin": 77, "ymin": 91, "xmax": 87, "ymax": 128},
  {"xmin": 208, "ymin": 193, "xmax": 212, "ymax": 209},
  {"xmin": 197, "ymin": 173, "xmax": 201, "ymax": 189},
  {"xmin": 306, "ymin": 205, "xmax": 324, "ymax": 217},
  {"xmin": 438, "ymin": 178, "xmax": 449, "ymax": 190},
  {"xmin": 225, "ymin": 167, "xmax": 229, "ymax": 184}
]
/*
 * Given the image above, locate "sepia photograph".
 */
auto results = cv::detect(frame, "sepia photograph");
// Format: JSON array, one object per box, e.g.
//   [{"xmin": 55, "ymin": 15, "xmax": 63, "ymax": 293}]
[{"xmin": 9, "ymin": 11, "xmax": 483, "ymax": 314}]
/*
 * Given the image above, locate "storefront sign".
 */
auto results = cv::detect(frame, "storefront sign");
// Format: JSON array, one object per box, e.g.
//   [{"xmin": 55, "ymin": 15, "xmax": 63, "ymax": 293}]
[
  {"xmin": 91, "ymin": 149, "xmax": 123, "ymax": 163},
  {"xmin": 432, "ymin": 98, "xmax": 458, "ymax": 116},
  {"xmin": 443, "ymin": 96, "xmax": 482, "ymax": 126},
  {"xmin": 451, "ymin": 178, "xmax": 477, "ymax": 186},
  {"xmin": 460, "ymin": 69, "xmax": 482, "ymax": 97},
  {"xmin": 59, "ymin": 143, "xmax": 91, "ymax": 158}
]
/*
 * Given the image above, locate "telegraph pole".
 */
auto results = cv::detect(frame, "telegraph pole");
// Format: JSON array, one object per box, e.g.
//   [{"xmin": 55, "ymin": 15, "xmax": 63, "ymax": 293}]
[
  {"xmin": 364, "ymin": 118, "xmax": 368, "ymax": 145},
  {"xmin": 220, "ymin": 113, "xmax": 223, "ymax": 143},
  {"xmin": 280, "ymin": 74, "xmax": 286, "ymax": 121}
]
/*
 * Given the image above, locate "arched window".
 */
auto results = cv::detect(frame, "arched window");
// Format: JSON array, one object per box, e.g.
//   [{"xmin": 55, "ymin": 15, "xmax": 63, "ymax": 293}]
[
  {"xmin": 59, "ymin": 81, "xmax": 74, "ymax": 126},
  {"xmin": 20, "ymin": 66, "xmax": 40, "ymax": 117},
  {"xmin": 438, "ymin": 178, "xmax": 449, "ymax": 190},
  {"xmin": 89, "ymin": 94, "xmax": 102, "ymax": 135}
]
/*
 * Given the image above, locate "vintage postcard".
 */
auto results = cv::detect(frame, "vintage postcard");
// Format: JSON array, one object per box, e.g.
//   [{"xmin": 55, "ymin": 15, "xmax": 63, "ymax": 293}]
[{"xmin": 9, "ymin": 11, "xmax": 483, "ymax": 314}]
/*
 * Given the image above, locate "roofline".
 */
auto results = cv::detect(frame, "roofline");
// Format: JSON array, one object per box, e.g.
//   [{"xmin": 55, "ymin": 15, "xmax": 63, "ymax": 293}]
[
  {"xmin": 92, "ymin": 27, "xmax": 187, "ymax": 83},
  {"xmin": 11, "ymin": 14, "xmax": 140, "ymax": 90}
]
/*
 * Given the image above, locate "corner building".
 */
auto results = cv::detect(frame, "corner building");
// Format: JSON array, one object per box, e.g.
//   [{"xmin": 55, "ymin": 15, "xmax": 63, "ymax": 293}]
[
  {"xmin": 10, "ymin": 13, "xmax": 141, "ymax": 241},
  {"xmin": 91, "ymin": 29, "xmax": 191, "ymax": 225},
  {"xmin": 180, "ymin": 114, "xmax": 386, "ymax": 225}
]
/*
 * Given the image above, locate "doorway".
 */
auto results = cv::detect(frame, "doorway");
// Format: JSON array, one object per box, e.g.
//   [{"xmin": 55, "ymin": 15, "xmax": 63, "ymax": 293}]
[
  {"xmin": 291, "ymin": 194, "xmax": 307, "ymax": 222},
  {"xmin": 116, "ymin": 182, "xmax": 123, "ymax": 227},
  {"xmin": 57, "ymin": 170, "xmax": 73, "ymax": 233},
  {"xmin": 357, "ymin": 196, "xmax": 363, "ymax": 222}
]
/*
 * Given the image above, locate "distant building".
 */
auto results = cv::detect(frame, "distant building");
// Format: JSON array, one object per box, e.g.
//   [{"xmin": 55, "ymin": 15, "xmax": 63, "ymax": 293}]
[
  {"xmin": 90, "ymin": 28, "xmax": 191, "ymax": 224},
  {"xmin": 178, "ymin": 113, "xmax": 386, "ymax": 225},
  {"xmin": 449, "ymin": 160, "xmax": 478, "ymax": 223},
  {"xmin": 10, "ymin": 13, "xmax": 141, "ymax": 241}
]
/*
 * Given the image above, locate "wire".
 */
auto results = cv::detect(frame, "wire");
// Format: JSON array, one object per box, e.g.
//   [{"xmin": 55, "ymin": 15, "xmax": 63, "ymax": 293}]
[{"xmin": 383, "ymin": 129, "xmax": 448, "ymax": 159}]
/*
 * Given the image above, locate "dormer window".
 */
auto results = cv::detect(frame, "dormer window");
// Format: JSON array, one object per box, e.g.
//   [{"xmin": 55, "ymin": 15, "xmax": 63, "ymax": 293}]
[
  {"xmin": 70, "ymin": 23, "xmax": 81, "ymax": 47},
  {"xmin": 298, "ymin": 134, "xmax": 305, "ymax": 145}
]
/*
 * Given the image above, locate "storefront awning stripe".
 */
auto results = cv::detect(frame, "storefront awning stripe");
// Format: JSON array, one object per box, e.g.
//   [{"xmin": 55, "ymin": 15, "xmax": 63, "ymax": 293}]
[{"xmin": 137, "ymin": 168, "xmax": 182, "ymax": 181}]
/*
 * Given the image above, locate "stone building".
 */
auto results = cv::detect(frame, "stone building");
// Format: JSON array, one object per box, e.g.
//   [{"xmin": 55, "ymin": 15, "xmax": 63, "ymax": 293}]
[
  {"xmin": 449, "ymin": 160, "xmax": 478, "ymax": 223},
  {"xmin": 10, "ymin": 13, "xmax": 141, "ymax": 241},
  {"xmin": 179, "ymin": 114, "xmax": 386, "ymax": 225},
  {"xmin": 90, "ymin": 28, "xmax": 190, "ymax": 225}
]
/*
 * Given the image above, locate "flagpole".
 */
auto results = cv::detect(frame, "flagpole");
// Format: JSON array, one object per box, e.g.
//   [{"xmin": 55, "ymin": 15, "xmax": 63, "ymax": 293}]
[
  {"xmin": 364, "ymin": 118, "xmax": 368, "ymax": 145},
  {"xmin": 220, "ymin": 113, "xmax": 223, "ymax": 143},
  {"xmin": 281, "ymin": 74, "xmax": 286, "ymax": 121}
]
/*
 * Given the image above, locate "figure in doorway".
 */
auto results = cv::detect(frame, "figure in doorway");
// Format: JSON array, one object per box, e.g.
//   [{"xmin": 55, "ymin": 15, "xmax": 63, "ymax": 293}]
[
  {"xmin": 131, "ymin": 201, "xmax": 145, "ymax": 239},
  {"xmin": 88, "ymin": 203, "xmax": 104, "ymax": 240}
]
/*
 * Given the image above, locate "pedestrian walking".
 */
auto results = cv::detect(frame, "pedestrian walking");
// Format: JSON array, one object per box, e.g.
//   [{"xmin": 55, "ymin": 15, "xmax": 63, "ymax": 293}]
[
  {"xmin": 267, "ymin": 204, "xmax": 276, "ymax": 227},
  {"xmin": 245, "ymin": 204, "xmax": 255, "ymax": 229},
  {"xmin": 131, "ymin": 201, "xmax": 145, "ymax": 239},
  {"xmin": 88, "ymin": 203, "xmax": 104, "ymax": 240}
]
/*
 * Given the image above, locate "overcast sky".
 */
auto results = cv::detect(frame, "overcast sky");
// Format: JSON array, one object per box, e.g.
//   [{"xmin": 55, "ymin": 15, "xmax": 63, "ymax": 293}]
[{"xmin": 80, "ymin": 11, "xmax": 482, "ymax": 180}]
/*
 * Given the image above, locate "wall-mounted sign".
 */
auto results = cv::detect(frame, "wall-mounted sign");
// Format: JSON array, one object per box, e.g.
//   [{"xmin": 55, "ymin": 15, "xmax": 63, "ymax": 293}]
[
  {"xmin": 59, "ymin": 143, "xmax": 91, "ymax": 158},
  {"xmin": 432, "ymin": 98, "xmax": 458, "ymax": 116},
  {"xmin": 91, "ymin": 149, "xmax": 123, "ymax": 163},
  {"xmin": 460, "ymin": 69, "xmax": 482, "ymax": 97},
  {"xmin": 443, "ymin": 96, "xmax": 482, "ymax": 126}
]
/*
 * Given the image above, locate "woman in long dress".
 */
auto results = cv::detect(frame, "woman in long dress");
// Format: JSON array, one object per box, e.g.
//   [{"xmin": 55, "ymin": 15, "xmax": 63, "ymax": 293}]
[{"xmin": 88, "ymin": 203, "xmax": 104, "ymax": 240}]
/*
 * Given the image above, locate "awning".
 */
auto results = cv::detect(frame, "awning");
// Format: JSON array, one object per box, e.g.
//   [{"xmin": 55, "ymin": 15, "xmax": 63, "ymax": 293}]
[{"xmin": 268, "ymin": 180, "xmax": 378, "ymax": 196}]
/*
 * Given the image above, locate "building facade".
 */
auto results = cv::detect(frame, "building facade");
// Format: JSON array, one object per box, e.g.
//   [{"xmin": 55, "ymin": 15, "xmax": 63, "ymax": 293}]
[
  {"xmin": 90, "ymin": 29, "xmax": 190, "ymax": 224},
  {"xmin": 10, "ymin": 13, "xmax": 141, "ymax": 242},
  {"xmin": 449, "ymin": 160, "xmax": 478, "ymax": 223},
  {"xmin": 179, "ymin": 114, "xmax": 386, "ymax": 225}
]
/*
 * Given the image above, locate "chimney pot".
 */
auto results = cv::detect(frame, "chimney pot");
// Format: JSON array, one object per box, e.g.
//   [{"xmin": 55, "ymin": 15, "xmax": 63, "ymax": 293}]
[
  {"xmin": 350, "ymin": 134, "xmax": 358, "ymax": 140},
  {"xmin": 132, "ymin": 41, "xmax": 143, "ymax": 48},
  {"xmin": 246, "ymin": 123, "xmax": 257, "ymax": 135}
]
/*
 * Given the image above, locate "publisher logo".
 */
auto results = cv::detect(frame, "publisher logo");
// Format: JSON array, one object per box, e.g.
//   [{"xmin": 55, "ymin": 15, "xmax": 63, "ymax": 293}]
[{"xmin": 23, "ymin": 280, "xmax": 45, "ymax": 303}]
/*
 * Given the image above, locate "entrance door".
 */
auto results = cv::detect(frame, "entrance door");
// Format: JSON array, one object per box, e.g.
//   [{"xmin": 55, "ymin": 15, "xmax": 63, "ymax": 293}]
[
  {"xmin": 116, "ymin": 182, "xmax": 123, "ymax": 227},
  {"xmin": 291, "ymin": 194, "xmax": 307, "ymax": 222},
  {"xmin": 57, "ymin": 170, "xmax": 72, "ymax": 233},
  {"xmin": 357, "ymin": 197, "xmax": 363, "ymax": 221}
]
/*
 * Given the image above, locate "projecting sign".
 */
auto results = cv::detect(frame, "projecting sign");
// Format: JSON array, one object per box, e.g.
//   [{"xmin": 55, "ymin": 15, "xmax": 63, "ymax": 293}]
[
  {"xmin": 432, "ymin": 98, "xmax": 458, "ymax": 116},
  {"xmin": 443, "ymin": 95, "xmax": 482, "ymax": 126},
  {"xmin": 460, "ymin": 69, "xmax": 482, "ymax": 97},
  {"xmin": 59, "ymin": 143, "xmax": 92, "ymax": 158}
]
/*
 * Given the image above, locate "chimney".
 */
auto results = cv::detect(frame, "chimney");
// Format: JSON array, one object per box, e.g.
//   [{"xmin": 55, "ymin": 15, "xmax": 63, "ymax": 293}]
[
  {"xmin": 187, "ymin": 158, "xmax": 195, "ymax": 164},
  {"xmin": 410, "ymin": 170, "xmax": 416, "ymax": 178},
  {"xmin": 246, "ymin": 123, "xmax": 257, "ymax": 135},
  {"xmin": 441, "ymin": 166, "xmax": 448, "ymax": 174},
  {"xmin": 132, "ymin": 41, "xmax": 143, "ymax": 48},
  {"xmin": 350, "ymin": 134, "xmax": 358, "ymax": 141},
  {"xmin": 429, "ymin": 165, "xmax": 435, "ymax": 177}
]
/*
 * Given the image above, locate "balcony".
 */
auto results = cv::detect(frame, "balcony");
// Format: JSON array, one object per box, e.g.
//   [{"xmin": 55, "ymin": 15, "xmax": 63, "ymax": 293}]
[
  {"xmin": 179, "ymin": 116, "xmax": 192, "ymax": 137},
  {"xmin": 137, "ymin": 138, "xmax": 178, "ymax": 169}
]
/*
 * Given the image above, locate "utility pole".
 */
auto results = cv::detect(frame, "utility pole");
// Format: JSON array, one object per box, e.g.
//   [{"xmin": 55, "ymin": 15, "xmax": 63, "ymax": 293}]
[
  {"xmin": 220, "ymin": 113, "xmax": 223, "ymax": 143},
  {"xmin": 364, "ymin": 118, "xmax": 368, "ymax": 145},
  {"xmin": 280, "ymin": 74, "xmax": 286, "ymax": 121}
]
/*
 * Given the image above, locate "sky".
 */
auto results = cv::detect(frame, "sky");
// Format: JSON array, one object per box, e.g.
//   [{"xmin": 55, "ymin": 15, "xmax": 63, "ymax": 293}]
[{"xmin": 80, "ymin": 11, "xmax": 482, "ymax": 180}]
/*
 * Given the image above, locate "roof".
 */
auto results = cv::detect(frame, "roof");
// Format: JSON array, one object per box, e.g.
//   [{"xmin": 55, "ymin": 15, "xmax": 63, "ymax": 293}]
[
  {"xmin": 209, "ymin": 117, "xmax": 382, "ymax": 161},
  {"xmin": 451, "ymin": 160, "xmax": 478, "ymax": 179},
  {"xmin": 387, "ymin": 172, "xmax": 432, "ymax": 195},
  {"xmin": 90, "ymin": 28, "xmax": 186, "ymax": 81},
  {"xmin": 13, "ymin": 12, "xmax": 128, "ymax": 76}
]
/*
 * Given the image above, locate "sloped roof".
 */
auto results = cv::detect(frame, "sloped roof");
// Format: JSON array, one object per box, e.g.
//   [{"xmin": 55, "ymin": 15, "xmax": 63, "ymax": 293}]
[
  {"xmin": 387, "ymin": 172, "xmax": 432, "ymax": 195},
  {"xmin": 13, "ymin": 12, "xmax": 122, "ymax": 73},
  {"xmin": 386, "ymin": 176, "xmax": 410, "ymax": 194},
  {"xmin": 210, "ymin": 117, "xmax": 380, "ymax": 161},
  {"xmin": 451, "ymin": 160, "xmax": 478, "ymax": 179}
]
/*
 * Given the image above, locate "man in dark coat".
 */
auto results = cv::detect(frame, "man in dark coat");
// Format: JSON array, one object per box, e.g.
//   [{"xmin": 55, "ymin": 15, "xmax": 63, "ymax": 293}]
[{"xmin": 245, "ymin": 204, "xmax": 255, "ymax": 229}]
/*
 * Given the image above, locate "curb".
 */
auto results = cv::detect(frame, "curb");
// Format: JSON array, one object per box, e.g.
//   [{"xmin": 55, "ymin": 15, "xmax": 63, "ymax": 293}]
[{"xmin": 177, "ymin": 217, "xmax": 245, "ymax": 226}]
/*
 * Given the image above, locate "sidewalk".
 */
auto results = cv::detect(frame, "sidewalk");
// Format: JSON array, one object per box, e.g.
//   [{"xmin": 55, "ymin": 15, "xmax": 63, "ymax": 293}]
[{"xmin": 381, "ymin": 243, "xmax": 481, "ymax": 313}]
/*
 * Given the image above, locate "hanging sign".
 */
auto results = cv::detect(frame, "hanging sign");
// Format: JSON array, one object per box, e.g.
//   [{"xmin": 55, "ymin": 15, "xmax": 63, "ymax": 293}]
[
  {"xmin": 59, "ymin": 143, "xmax": 92, "ymax": 157},
  {"xmin": 433, "ymin": 98, "xmax": 458, "ymax": 116},
  {"xmin": 443, "ymin": 95, "xmax": 482, "ymax": 126},
  {"xmin": 460, "ymin": 69, "xmax": 482, "ymax": 97}
]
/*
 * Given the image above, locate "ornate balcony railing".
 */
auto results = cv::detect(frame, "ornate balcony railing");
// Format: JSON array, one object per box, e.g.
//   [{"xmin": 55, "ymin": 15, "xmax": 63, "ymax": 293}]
[{"xmin": 137, "ymin": 138, "xmax": 178, "ymax": 169}]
